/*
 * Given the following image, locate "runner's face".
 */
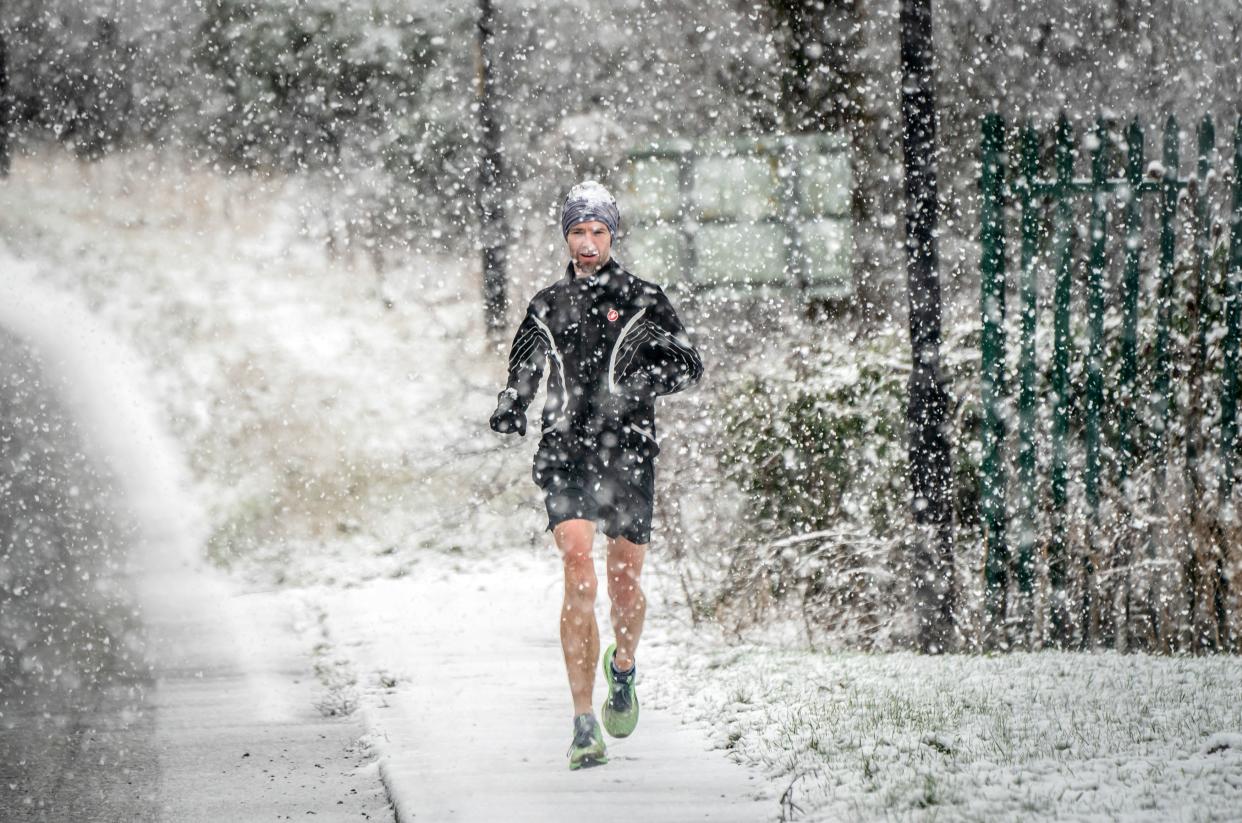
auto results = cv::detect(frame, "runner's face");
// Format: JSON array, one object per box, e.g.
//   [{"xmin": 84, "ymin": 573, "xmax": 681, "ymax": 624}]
[{"xmin": 566, "ymin": 221, "xmax": 612, "ymax": 274}]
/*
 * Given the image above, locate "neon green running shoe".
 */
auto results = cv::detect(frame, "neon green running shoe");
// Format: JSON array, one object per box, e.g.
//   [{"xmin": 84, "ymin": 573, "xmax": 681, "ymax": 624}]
[
  {"xmin": 567, "ymin": 713, "xmax": 608, "ymax": 770},
  {"xmin": 601, "ymin": 643, "xmax": 639, "ymax": 738}
]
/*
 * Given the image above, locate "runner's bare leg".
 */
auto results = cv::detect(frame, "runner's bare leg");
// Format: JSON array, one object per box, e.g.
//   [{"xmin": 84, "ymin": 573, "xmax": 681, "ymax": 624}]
[
  {"xmin": 554, "ymin": 519, "xmax": 599, "ymax": 716},
  {"xmin": 606, "ymin": 536, "xmax": 647, "ymax": 671}
]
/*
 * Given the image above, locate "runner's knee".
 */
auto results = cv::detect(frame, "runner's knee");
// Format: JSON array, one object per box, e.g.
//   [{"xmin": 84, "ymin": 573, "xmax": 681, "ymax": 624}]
[
  {"xmin": 562, "ymin": 547, "xmax": 597, "ymax": 599},
  {"xmin": 607, "ymin": 541, "xmax": 645, "ymax": 585}
]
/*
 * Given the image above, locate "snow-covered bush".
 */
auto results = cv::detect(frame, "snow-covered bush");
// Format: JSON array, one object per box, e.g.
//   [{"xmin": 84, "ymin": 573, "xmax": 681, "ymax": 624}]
[
  {"xmin": 1, "ymin": 8, "xmax": 139, "ymax": 159},
  {"xmin": 718, "ymin": 336, "xmax": 908, "ymax": 540},
  {"xmin": 704, "ymin": 321, "xmax": 966, "ymax": 647},
  {"xmin": 714, "ymin": 338, "xmax": 906, "ymax": 646}
]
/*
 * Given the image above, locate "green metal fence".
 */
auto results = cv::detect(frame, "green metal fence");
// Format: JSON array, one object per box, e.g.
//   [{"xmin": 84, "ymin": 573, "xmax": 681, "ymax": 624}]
[{"xmin": 977, "ymin": 113, "xmax": 1242, "ymax": 648}]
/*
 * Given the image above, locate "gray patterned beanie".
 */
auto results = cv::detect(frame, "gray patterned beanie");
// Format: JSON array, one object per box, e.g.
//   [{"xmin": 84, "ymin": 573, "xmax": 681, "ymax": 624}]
[{"xmin": 561, "ymin": 180, "xmax": 620, "ymax": 239}]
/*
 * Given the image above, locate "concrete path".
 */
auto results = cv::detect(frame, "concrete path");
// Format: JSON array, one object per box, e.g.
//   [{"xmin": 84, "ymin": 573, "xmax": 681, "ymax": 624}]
[
  {"xmin": 0, "ymin": 551, "xmax": 393, "ymax": 823},
  {"xmin": 312, "ymin": 552, "xmax": 779, "ymax": 823}
]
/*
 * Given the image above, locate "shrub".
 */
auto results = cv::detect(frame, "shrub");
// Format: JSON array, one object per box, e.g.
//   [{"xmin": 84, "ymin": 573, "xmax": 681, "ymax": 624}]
[{"xmin": 194, "ymin": 0, "xmax": 436, "ymax": 174}]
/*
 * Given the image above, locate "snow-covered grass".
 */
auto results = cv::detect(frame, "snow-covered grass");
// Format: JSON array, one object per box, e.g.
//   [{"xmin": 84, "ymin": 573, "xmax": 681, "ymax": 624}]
[
  {"xmin": 3, "ymin": 146, "xmax": 1241, "ymax": 821},
  {"xmin": 646, "ymin": 636, "xmax": 1242, "ymax": 821}
]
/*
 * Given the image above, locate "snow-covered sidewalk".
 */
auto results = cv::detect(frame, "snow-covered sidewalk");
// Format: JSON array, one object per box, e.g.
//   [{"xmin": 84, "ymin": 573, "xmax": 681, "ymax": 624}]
[{"xmin": 304, "ymin": 550, "xmax": 779, "ymax": 822}]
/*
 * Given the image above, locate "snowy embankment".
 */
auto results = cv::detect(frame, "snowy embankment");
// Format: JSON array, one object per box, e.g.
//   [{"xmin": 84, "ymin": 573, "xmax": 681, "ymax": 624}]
[{"xmin": 3, "ymin": 148, "xmax": 1240, "ymax": 822}]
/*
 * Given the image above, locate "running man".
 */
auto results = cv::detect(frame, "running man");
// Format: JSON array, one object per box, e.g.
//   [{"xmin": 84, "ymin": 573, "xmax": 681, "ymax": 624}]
[{"xmin": 489, "ymin": 180, "xmax": 703, "ymax": 769}]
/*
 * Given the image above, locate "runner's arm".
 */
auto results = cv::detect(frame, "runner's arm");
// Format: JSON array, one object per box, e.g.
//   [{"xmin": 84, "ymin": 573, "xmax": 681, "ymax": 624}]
[
  {"xmin": 491, "ymin": 305, "xmax": 547, "ymax": 434},
  {"xmin": 504, "ymin": 306, "xmax": 548, "ymax": 410},
  {"xmin": 637, "ymin": 287, "xmax": 703, "ymax": 397}
]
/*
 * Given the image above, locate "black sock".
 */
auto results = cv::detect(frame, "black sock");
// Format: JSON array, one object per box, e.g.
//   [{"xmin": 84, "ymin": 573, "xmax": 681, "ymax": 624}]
[{"xmin": 611, "ymin": 658, "xmax": 635, "ymax": 681}]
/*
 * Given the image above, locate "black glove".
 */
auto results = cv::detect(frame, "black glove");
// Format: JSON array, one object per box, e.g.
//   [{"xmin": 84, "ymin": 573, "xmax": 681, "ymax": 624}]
[
  {"xmin": 617, "ymin": 369, "xmax": 657, "ymax": 403},
  {"xmin": 489, "ymin": 390, "xmax": 527, "ymax": 436}
]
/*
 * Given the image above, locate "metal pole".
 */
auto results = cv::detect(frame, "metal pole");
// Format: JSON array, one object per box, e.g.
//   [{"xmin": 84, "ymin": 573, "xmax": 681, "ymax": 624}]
[
  {"xmin": 1082, "ymin": 118, "xmax": 1110, "ymax": 646},
  {"xmin": 1049, "ymin": 113, "xmax": 1075, "ymax": 647},
  {"xmin": 1015, "ymin": 122, "xmax": 1040, "ymax": 613},
  {"xmin": 979, "ymin": 112, "xmax": 1009, "ymax": 638},
  {"xmin": 1114, "ymin": 118, "xmax": 1145, "ymax": 652},
  {"xmin": 1084, "ymin": 119, "xmax": 1109, "ymax": 517},
  {"xmin": 1185, "ymin": 117, "xmax": 1215, "ymax": 509},
  {"xmin": 1148, "ymin": 115, "xmax": 1180, "ymax": 652},
  {"xmin": 1154, "ymin": 117, "xmax": 1180, "ymax": 458},
  {"xmin": 1119, "ymin": 120, "xmax": 1144, "ymax": 480},
  {"xmin": 1183, "ymin": 116, "xmax": 1217, "ymax": 651}
]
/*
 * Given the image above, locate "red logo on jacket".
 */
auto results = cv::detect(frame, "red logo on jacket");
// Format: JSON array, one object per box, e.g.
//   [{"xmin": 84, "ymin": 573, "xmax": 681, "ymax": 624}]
[{"xmin": 607, "ymin": 308, "xmax": 619, "ymax": 322}]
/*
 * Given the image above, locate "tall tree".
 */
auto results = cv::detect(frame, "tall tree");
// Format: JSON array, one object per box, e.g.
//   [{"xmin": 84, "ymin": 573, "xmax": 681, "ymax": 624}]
[
  {"xmin": 899, "ymin": 0, "xmax": 954, "ymax": 652},
  {"xmin": 476, "ymin": 0, "xmax": 509, "ymax": 337}
]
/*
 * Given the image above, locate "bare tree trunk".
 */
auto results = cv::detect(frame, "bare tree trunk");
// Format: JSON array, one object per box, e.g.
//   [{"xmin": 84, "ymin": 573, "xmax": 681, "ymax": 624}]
[
  {"xmin": 475, "ymin": 0, "xmax": 509, "ymax": 339},
  {"xmin": 900, "ymin": 0, "xmax": 955, "ymax": 652}
]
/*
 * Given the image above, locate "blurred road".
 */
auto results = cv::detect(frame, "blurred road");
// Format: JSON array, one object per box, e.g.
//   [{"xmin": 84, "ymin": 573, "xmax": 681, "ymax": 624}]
[{"xmin": 0, "ymin": 328, "xmax": 392, "ymax": 821}]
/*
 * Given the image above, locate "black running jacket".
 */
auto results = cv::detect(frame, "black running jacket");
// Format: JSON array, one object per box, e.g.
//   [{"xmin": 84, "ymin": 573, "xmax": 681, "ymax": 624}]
[{"xmin": 499, "ymin": 258, "xmax": 703, "ymax": 452}]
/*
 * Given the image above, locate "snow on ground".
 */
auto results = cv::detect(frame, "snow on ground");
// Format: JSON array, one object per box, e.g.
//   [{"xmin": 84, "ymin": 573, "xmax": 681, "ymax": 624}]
[
  {"xmin": 299, "ymin": 550, "xmax": 777, "ymax": 821},
  {"xmin": 651, "ymin": 640, "xmax": 1242, "ymax": 821},
  {"xmin": 3, "ymin": 147, "xmax": 1241, "ymax": 821}
]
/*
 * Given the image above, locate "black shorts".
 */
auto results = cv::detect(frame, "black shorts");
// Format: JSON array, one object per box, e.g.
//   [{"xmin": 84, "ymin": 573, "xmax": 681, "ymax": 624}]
[{"xmin": 533, "ymin": 429, "xmax": 658, "ymax": 545}]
